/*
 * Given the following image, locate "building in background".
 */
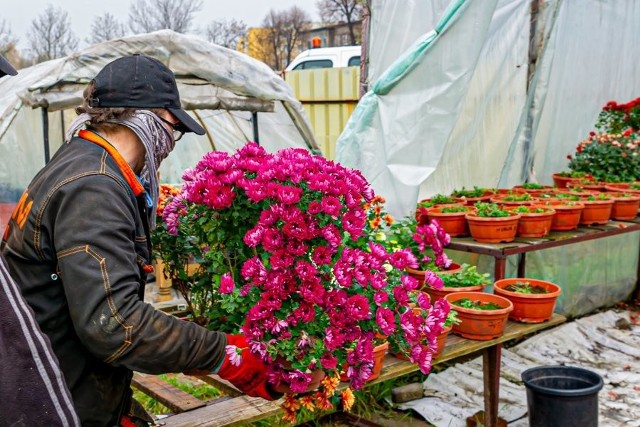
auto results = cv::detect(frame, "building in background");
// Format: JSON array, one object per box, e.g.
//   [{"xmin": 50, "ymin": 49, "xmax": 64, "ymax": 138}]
[{"xmin": 298, "ymin": 21, "xmax": 362, "ymax": 51}]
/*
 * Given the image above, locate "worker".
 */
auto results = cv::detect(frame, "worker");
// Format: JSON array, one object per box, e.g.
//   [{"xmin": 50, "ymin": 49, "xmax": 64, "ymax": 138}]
[{"xmin": 1, "ymin": 54, "xmax": 319, "ymax": 426}]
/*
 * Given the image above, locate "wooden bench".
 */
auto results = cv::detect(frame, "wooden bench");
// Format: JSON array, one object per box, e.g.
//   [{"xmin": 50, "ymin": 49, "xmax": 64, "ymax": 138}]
[{"xmin": 133, "ymin": 313, "xmax": 566, "ymax": 427}]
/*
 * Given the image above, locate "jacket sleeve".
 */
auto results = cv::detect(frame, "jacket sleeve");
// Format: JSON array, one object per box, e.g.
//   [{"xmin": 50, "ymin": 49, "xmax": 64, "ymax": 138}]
[{"xmin": 51, "ymin": 174, "xmax": 226, "ymax": 374}]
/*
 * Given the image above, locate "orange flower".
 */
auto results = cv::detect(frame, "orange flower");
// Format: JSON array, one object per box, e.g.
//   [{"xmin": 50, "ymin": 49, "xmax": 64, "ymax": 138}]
[
  {"xmin": 281, "ymin": 409, "xmax": 298, "ymax": 424},
  {"xmin": 313, "ymin": 391, "xmax": 334, "ymax": 411},
  {"xmin": 321, "ymin": 375, "xmax": 340, "ymax": 394},
  {"xmin": 299, "ymin": 395, "xmax": 315, "ymax": 412},
  {"xmin": 384, "ymin": 214, "xmax": 395, "ymax": 226},
  {"xmin": 282, "ymin": 394, "xmax": 301, "ymax": 412},
  {"xmin": 341, "ymin": 388, "xmax": 356, "ymax": 411}
]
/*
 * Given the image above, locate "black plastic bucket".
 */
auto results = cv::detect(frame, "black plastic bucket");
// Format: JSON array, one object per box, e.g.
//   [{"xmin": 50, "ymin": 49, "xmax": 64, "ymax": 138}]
[{"xmin": 521, "ymin": 365, "xmax": 604, "ymax": 427}]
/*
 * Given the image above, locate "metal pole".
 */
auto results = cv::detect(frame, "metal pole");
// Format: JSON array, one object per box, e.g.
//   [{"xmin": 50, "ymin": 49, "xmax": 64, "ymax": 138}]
[
  {"xmin": 41, "ymin": 107, "xmax": 50, "ymax": 164},
  {"xmin": 251, "ymin": 111, "xmax": 260, "ymax": 145}
]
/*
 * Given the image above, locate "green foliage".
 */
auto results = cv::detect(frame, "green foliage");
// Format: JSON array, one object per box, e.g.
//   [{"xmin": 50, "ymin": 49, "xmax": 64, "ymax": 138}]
[
  {"xmin": 511, "ymin": 206, "xmax": 549, "ymax": 214},
  {"xmin": 499, "ymin": 192, "xmax": 533, "ymax": 202},
  {"xmin": 440, "ymin": 205, "xmax": 469, "ymax": 213},
  {"xmin": 451, "ymin": 298, "xmax": 503, "ymax": 310},
  {"xmin": 503, "ymin": 280, "xmax": 549, "ymax": 294},
  {"xmin": 520, "ymin": 183, "xmax": 546, "ymax": 189},
  {"xmin": 567, "ymin": 132, "xmax": 640, "ymax": 183},
  {"xmin": 472, "ymin": 202, "xmax": 511, "ymax": 217},
  {"xmin": 439, "ymin": 263, "xmax": 490, "ymax": 288},
  {"xmin": 418, "ymin": 193, "xmax": 458, "ymax": 207},
  {"xmin": 443, "ymin": 309, "xmax": 461, "ymax": 327},
  {"xmin": 451, "ymin": 186, "xmax": 488, "ymax": 198},
  {"xmin": 596, "ymin": 97, "xmax": 640, "ymax": 134}
]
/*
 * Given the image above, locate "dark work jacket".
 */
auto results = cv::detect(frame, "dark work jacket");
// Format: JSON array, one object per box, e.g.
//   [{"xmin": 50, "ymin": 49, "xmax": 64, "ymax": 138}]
[{"xmin": 2, "ymin": 132, "xmax": 225, "ymax": 426}]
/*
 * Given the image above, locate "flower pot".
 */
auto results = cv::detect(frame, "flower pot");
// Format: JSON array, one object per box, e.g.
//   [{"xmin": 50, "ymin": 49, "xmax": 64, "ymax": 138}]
[
  {"xmin": 406, "ymin": 263, "xmax": 462, "ymax": 288},
  {"xmin": 604, "ymin": 182, "xmax": 640, "ymax": 194},
  {"xmin": 579, "ymin": 198, "xmax": 613, "ymax": 225},
  {"xmin": 542, "ymin": 201, "xmax": 584, "ymax": 231},
  {"xmin": 465, "ymin": 213, "xmax": 521, "ymax": 243},
  {"xmin": 433, "ymin": 324, "xmax": 452, "ymax": 359},
  {"xmin": 392, "ymin": 322, "xmax": 451, "ymax": 361},
  {"xmin": 511, "ymin": 206, "xmax": 556, "ymax": 238},
  {"xmin": 340, "ymin": 341, "xmax": 388, "ymax": 383},
  {"xmin": 522, "ymin": 366, "xmax": 603, "ymax": 427},
  {"xmin": 453, "ymin": 190, "xmax": 495, "ymax": 206},
  {"xmin": 493, "ymin": 278, "xmax": 562, "ymax": 323},
  {"xmin": 426, "ymin": 207, "xmax": 472, "ymax": 237},
  {"xmin": 512, "ymin": 185, "xmax": 553, "ymax": 195},
  {"xmin": 490, "ymin": 195, "xmax": 538, "ymax": 207},
  {"xmin": 609, "ymin": 192, "xmax": 640, "ymax": 220},
  {"xmin": 552, "ymin": 173, "xmax": 590, "ymax": 189},
  {"xmin": 422, "ymin": 281, "xmax": 485, "ymax": 302},
  {"xmin": 444, "ymin": 292, "xmax": 513, "ymax": 340}
]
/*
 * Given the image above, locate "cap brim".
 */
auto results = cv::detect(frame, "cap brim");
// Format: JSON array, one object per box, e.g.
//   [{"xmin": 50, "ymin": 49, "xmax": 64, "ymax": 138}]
[
  {"xmin": 0, "ymin": 56, "xmax": 17, "ymax": 77},
  {"xmin": 169, "ymin": 108, "xmax": 205, "ymax": 135}
]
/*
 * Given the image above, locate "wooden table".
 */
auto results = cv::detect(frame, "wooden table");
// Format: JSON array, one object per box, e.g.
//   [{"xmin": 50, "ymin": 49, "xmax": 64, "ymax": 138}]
[
  {"xmin": 447, "ymin": 219, "xmax": 640, "ymax": 291},
  {"xmin": 137, "ymin": 314, "xmax": 566, "ymax": 427}
]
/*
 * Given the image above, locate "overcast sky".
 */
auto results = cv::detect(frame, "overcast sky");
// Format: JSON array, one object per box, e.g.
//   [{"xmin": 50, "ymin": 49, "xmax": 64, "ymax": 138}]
[{"xmin": 4, "ymin": 0, "xmax": 319, "ymax": 51}]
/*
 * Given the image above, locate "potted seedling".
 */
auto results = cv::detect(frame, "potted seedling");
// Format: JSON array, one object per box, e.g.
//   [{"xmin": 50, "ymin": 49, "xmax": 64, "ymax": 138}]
[
  {"xmin": 444, "ymin": 291, "xmax": 513, "ymax": 340},
  {"xmin": 493, "ymin": 278, "xmax": 562, "ymax": 323},
  {"xmin": 465, "ymin": 202, "xmax": 521, "ymax": 243},
  {"xmin": 509, "ymin": 205, "xmax": 556, "ymax": 238}
]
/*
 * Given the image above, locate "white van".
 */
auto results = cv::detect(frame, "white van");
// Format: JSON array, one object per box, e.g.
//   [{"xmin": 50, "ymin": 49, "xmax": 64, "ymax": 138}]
[{"xmin": 285, "ymin": 46, "xmax": 361, "ymax": 71}]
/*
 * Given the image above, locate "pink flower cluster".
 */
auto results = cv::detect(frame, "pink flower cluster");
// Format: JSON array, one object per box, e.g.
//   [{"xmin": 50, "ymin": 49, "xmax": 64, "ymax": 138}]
[{"xmin": 163, "ymin": 143, "xmax": 449, "ymax": 393}]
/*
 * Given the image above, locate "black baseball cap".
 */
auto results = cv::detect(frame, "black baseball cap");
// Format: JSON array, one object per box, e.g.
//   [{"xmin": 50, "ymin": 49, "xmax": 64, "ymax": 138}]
[
  {"xmin": 0, "ymin": 55, "xmax": 17, "ymax": 77},
  {"xmin": 89, "ymin": 54, "xmax": 205, "ymax": 135}
]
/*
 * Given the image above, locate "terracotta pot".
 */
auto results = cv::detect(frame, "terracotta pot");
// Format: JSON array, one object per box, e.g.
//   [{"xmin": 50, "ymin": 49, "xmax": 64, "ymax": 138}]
[
  {"xmin": 451, "ymin": 190, "xmax": 495, "ymax": 206},
  {"xmin": 579, "ymin": 198, "xmax": 614, "ymax": 225},
  {"xmin": 415, "ymin": 201, "xmax": 464, "ymax": 225},
  {"xmin": 493, "ymin": 278, "xmax": 562, "ymax": 323},
  {"xmin": 426, "ymin": 207, "xmax": 472, "ymax": 237},
  {"xmin": 393, "ymin": 316, "xmax": 451, "ymax": 361},
  {"xmin": 433, "ymin": 324, "xmax": 452, "ymax": 359},
  {"xmin": 406, "ymin": 263, "xmax": 463, "ymax": 288},
  {"xmin": 609, "ymin": 193, "xmax": 640, "ymax": 220},
  {"xmin": 604, "ymin": 182, "xmax": 640, "ymax": 194},
  {"xmin": 540, "ymin": 201, "xmax": 584, "ymax": 231},
  {"xmin": 340, "ymin": 341, "xmax": 388, "ymax": 382},
  {"xmin": 444, "ymin": 291, "xmax": 513, "ymax": 340},
  {"xmin": 422, "ymin": 281, "xmax": 485, "ymax": 302},
  {"xmin": 512, "ymin": 185, "xmax": 553, "ymax": 195},
  {"xmin": 465, "ymin": 213, "xmax": 521, "ymax": 243},
  {"xmin": 510, "ymin": 206, "xmax": 556, "ymax": 238},
  {"xmin": 552, "ymin": 173, "xmax": 590, "ymax": 189}
]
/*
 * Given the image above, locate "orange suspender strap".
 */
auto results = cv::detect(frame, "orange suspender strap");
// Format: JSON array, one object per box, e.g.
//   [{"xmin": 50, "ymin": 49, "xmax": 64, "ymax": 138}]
[{"xmin": 77, "ymin": 129, "xmax": 145, "ymax": 197}]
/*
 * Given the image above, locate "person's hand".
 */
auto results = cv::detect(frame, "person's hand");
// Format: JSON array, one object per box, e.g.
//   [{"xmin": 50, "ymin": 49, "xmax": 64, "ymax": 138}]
[{"xmin": 217, "ymin": 335, "xmax": 324, "ymax": 399}]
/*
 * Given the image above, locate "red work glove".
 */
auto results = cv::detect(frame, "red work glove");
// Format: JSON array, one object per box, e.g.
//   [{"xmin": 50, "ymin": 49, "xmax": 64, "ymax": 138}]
[{"xmin": 216, "ymin": 334, "xmax": 282, "ymax": 401}]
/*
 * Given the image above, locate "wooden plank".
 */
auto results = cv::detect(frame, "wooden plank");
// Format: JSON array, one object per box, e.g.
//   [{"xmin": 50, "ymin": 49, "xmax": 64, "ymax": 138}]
[
  {"xmin": 160, "ymin": 314, "xmax": 566, "ymax": 426},
  {"xmin": 131, "ymin": 373, "xmax": 206, "ymax": 414},
  {"xmin": 193, "ymin": 374, "xmax": 243, "ymax": 397},
  {"xmin": 161, "ymin": 395, "xmax": 282, "ymax": 427}
]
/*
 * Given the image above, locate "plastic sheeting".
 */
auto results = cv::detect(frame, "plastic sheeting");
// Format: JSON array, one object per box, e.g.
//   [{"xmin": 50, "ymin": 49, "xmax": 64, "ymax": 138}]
[
  {"xmin": 0, "ymin": 30, "xmax": 319, "ymax": 207},
  {"xmin": 399, "ymin": 310, "xmax": 640, "ymax": 426},
  {"xmin": 337, "ymin": 0, "xmax": 640, "ymax": 217},
  {"xmin": 337, "ymin": 0, "xmax": 640, "ymax": 317}
]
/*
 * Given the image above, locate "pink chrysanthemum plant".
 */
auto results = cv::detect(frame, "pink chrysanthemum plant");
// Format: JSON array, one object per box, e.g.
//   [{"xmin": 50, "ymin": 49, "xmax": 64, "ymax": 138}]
[
  {"xmin": 161, "ymin": 143, "xmax": 450, "ymax": 422},
  {"xmin": 386, "ymin": 214, "xmax": 454, "ymax": 289}
]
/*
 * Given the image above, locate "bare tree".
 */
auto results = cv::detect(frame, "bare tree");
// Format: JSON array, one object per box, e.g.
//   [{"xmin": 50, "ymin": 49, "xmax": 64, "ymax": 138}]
[
  {"xmin": 0, "ymin": 19, "xmax": 18, "ymax": 56},
  {"xmin": 261, "ymin": 7, "xmax": 310, "ymax": 70},
  {"xmin": 316, "ymin": 0, "xmax": 364, "ymax": 45},
  {"xmin": 281, "ymin": 6, "xmax": 310, "ymax": 66},
  {"xmin": 28, "ymin": 5, "xmax": 78, "ymax": 62},
  {"xmin": 128, "ymin": 0, "xmax": 203, "ymax": 34},
  {"xmin": 87, "ymin": 13, "xmax": 127, "ymax": 44},
  {"xmin": 205, "ymin": 19, "xmax": 247, "ymax": 49}
]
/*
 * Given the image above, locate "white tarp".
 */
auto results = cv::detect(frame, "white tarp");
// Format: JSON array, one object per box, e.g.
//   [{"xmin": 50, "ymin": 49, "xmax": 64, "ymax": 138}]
[
  {"xmin": 337, "ymin": 0, "xmax": 640, "ymax": 218},
  {"xmin": 336, "ymin": 0, "xmax": 640, "ymax": 317},
  {"xmin": 399, "ymin": 310, "xmax": 640, "ymax": 427},
  {"xmin": 0, "ymin": 30, "xmax": 319, "ymax": 219}
]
